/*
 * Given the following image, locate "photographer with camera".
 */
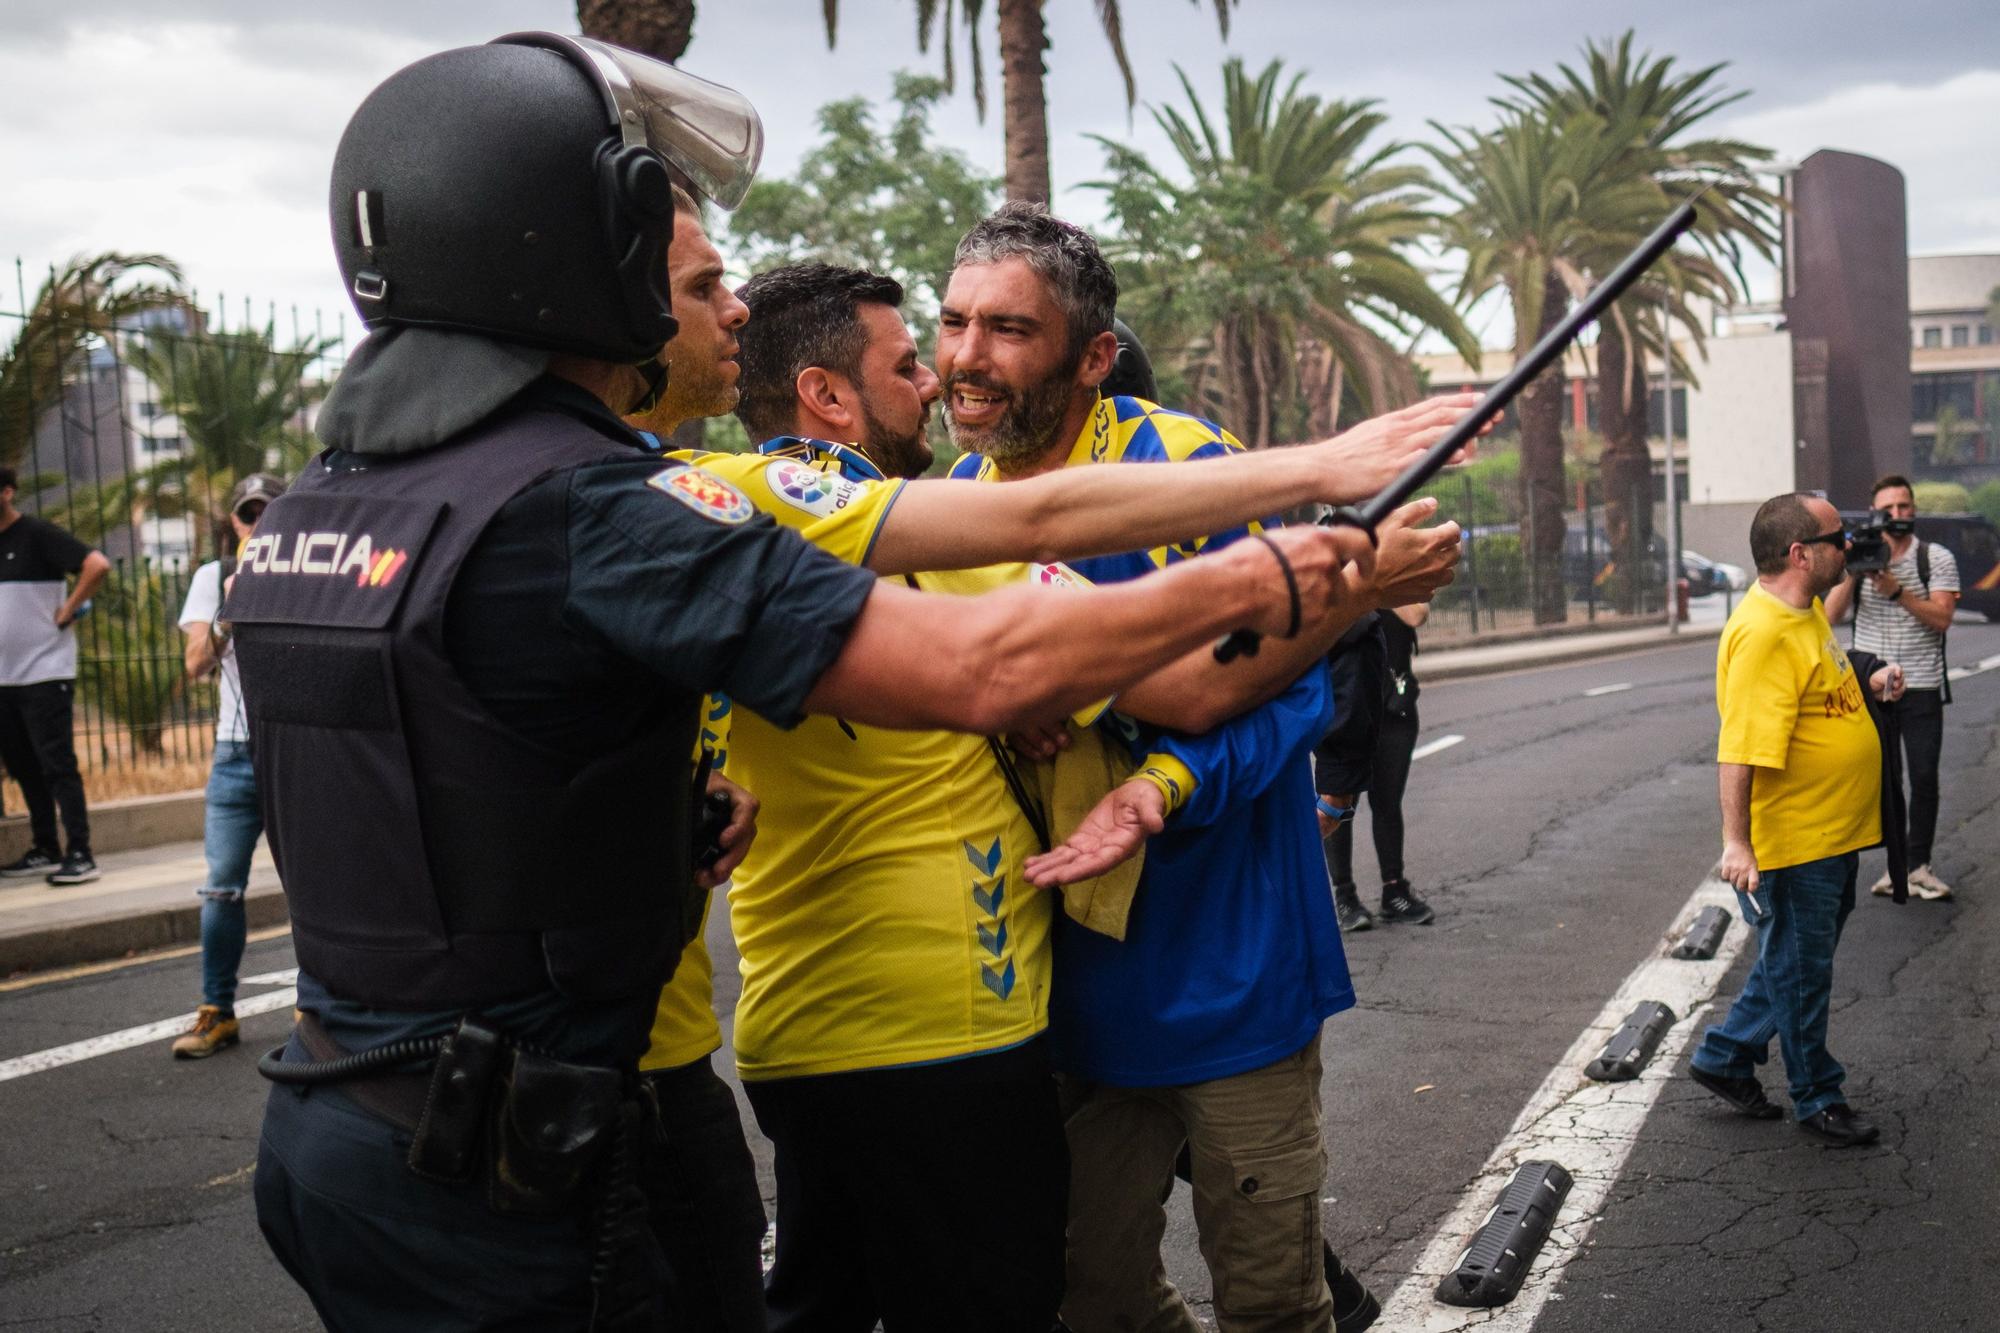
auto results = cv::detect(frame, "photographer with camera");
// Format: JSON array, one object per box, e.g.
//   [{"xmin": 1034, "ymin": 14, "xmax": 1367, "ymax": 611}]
[{"xmin": 1824, "ymin": 475, "xmax": 1961, "ymax": 901}]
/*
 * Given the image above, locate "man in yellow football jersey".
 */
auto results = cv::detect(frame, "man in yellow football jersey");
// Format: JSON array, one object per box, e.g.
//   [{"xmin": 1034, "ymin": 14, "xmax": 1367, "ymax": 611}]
[{"xmin": 660, "ymin": 256, "xmax": 1476, "ymax": 1330}]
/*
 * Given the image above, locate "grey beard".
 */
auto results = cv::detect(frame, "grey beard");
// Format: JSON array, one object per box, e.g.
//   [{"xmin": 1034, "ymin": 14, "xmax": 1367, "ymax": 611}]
[{"xmin": 945, "ymin": 373, "xmax": 1075, "ymax": 472}]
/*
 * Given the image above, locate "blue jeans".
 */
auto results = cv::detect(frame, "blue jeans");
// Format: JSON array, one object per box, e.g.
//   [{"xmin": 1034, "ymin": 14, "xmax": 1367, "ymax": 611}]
[
  {"xmin": 199, "ymin": 741, "xmax": 263, "ymax": 1013},
  {"xmin": 1692, "ymin": 851, "xmax": 1858, "ymax": 1120}
]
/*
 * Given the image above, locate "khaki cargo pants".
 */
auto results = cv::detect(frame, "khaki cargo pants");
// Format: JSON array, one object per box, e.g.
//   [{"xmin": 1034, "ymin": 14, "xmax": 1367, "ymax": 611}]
[{"xmin": 1059, "ymin": 1036, "xmax": 1334, "ymax": 1333}]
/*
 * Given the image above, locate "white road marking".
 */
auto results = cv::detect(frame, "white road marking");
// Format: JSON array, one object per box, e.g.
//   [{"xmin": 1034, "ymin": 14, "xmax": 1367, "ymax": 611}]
[
  {"xmin": 240, "ymin": 968, "xmax": 300, "ymax": 986},
  {"xmin": 1946, "ymin": 651, "xmax": 2000, "ymax": 682},
  {"xmin": 0, "ymin": 984, "xmax": 298, "ymax": 1084},
  {"xmin": 1411, "ymin": 734, "xmax": 1467, "ymax": 761},
  {"xmin": 1377, "ymin": 876, "xmax": 1753, "ymax": 1330},
  {"xmin": 1582, "ymin": 682, "xmax": 1633, "ymax": 697}
]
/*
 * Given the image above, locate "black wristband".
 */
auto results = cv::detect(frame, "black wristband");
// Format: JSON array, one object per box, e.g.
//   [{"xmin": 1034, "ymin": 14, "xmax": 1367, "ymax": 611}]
[{"xmin": 1253, "ymin": 533, "xmax": 1302, "ymax": 638}]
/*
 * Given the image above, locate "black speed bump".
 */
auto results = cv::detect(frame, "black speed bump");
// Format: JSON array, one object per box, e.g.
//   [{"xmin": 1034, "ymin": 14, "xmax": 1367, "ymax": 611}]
[
  {"xmin": 1672, "ymin": 904, "xmax": 1732, "ymax": 960},
  {"xmin": 1435, "ymin": 1160, "xmax": 1573, "ymax": 1308},
  {"xmin": 1584, "ymin": 1001, "xmax": 1678, "ymax": 1081}
]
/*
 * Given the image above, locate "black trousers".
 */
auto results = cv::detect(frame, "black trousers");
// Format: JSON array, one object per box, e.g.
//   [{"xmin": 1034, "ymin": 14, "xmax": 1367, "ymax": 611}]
[
  {"xmin": 256, "ymin": 1078, "xmax": 657, "ymax": 1332},
  {"xmin": 642, "ymin": 1054, "xmax": 770, "ymax": 1333},
  {"xmin": 1326, "ymin": 705, "xmax": 1419, "ymax": 888},
  {"xmin": 743, "ymin": 1038, "xmax": 1068, "ymax": 1333},
  {"xmin": 1889, "ymin": 688, "xmax": 1945, "ymax": 867},
  {"xmin": 0, "ymin": 681, "xmax": 90, "ymax": 854}
]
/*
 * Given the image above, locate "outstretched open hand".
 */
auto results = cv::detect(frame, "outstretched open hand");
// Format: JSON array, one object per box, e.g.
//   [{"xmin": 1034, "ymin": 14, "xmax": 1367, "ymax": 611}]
[{"xmin": 1023, "ymin": 778, "xmax": 1167, "ymax": 888}]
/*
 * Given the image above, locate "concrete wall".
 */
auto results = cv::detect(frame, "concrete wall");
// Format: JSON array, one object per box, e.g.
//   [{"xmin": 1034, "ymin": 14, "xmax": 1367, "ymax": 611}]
[
  {"xmin": 1687, "ymin": 328, "xmax": 1798, "ymax": 506},
  {"xmin": 1680, "ymin": 501, "xmax": 1765, "ymax": 573}
]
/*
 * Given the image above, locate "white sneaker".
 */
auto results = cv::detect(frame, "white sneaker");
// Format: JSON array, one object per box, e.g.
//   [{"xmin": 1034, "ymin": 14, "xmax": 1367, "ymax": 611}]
[
  {"xmin": 1870, "ymin": 869, "xmax": 1895, "ymax": 897},
  {"xmin": 1909, "ymin": 864, "xmax": 1954, "ymax": 901}
]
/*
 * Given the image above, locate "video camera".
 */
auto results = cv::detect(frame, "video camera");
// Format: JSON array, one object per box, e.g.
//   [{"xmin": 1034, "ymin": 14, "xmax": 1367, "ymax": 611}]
[{"xmin": 1844, "ymin": 508, "xmax": 1915, "ymax": 575}]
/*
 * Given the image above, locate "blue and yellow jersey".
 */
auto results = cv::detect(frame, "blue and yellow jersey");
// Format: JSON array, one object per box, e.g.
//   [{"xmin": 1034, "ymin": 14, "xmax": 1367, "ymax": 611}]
[
  {"xmin": 955, "ymin": 395, "xmax": 1355, "ymax": 1087},
  {"xmin": 649, "ymin": 437, "xmax": 1086, "ymax": 1081},
  {"xmin": 947, "ymin": 393, "xmax": 1264, "ymax": 581}
]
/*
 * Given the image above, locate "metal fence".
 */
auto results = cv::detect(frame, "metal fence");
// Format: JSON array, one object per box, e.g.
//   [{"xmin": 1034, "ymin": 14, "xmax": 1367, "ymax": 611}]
[
  {"xmin": 1425, "ymin": 469, "xmax": 1670, "ymax": 644},
  {"xmin": 3, "ymin": 258, "xmax": 348, "ymax": 798}
]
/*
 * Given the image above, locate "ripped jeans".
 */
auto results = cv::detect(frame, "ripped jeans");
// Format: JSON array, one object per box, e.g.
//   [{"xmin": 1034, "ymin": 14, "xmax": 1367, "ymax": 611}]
[{"xmin": 199, "ymin": 741, "xmax": 263, "ymax": 1013}]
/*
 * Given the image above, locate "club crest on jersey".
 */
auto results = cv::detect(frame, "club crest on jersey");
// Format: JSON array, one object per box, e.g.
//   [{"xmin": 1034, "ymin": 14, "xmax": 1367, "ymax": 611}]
[
  {"xmin": 648, "ymin": 464, "xmax": 754, "ymax": 525},
  {"xmin": 766, "ymin": 459, "xmax": 864, "ymax": 518},
  {"xmin": 1031, "ymin": 562, "xmax": 1087, "ymax": 589},
  {"xmin": 238, "ymin": 530, "xmax": 410, "ymax": 588}
]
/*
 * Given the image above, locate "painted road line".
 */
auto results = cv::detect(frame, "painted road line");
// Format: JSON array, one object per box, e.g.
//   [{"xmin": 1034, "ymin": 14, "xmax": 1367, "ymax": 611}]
[
  {"xmin": 1376, "ymin": 876, "xmax": 1752, "ymax": 1331},
  {"xmin": 0, "ymin": 926, "xmax": 292, "ymax": 994},
  {"xmin": 1583, "ymin": 682, "xmax": 1633, "ymax": 697},
  {"xmin": 0, "ymin": 984, "xmax": 298, "ymax": 1084},
  {"xmin": 1411, "ymin": 734, "xmax": 1467, "ymax": 761},
  {"xmin": 1946, "ymin": 651, "xmax": 2000, "ymax": 682}
]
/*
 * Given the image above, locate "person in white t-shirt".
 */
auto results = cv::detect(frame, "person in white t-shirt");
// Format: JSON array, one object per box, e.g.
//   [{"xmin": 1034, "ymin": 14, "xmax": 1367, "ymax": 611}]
[{"xmin": 170, "ymin": 473, "xmax": 286, "ymax": 1059}]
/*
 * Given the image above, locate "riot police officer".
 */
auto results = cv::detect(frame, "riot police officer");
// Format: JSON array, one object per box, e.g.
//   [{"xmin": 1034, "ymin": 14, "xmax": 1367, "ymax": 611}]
[{"xmin": 231, "ymin": 32, "xmax": 1345, "ymax": 1332}]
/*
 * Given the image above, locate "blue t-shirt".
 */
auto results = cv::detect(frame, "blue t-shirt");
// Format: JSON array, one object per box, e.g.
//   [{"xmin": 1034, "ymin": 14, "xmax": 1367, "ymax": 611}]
[{"xmin": 956, "ymin": 393, "xmax": 1356, "ymax": 1085}]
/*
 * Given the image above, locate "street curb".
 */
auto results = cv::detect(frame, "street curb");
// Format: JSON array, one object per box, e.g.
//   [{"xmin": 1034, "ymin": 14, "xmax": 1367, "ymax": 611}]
[
  {"xmin": 1, "ymin": 791, "xmax": 206, "ymax": 863},
  {"xmin": 0, "ymin": 883, "xmax": 288, "ymax": 977},
  {"xmin": 1422, "ymin": 623, "xmax": 1725, "ymax": 682}
]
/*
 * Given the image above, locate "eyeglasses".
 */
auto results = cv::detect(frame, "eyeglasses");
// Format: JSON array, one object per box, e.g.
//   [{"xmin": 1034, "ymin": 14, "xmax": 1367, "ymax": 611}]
[{"xmin": 1795, "ymin": 529, "xmax": 1847, "ymax": 551}]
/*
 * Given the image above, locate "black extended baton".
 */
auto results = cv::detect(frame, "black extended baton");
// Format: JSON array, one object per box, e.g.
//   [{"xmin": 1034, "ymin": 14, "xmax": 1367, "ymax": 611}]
[{"xmin": 1214, "ymin": 197, "xmax": 1701, "ymax": 663}]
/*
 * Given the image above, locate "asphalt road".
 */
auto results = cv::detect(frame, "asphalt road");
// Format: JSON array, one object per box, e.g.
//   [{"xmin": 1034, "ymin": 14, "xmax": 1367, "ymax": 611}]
[{"xmin": 2, "ymin": 617, "xmax": 1996, "ymax": 1331}]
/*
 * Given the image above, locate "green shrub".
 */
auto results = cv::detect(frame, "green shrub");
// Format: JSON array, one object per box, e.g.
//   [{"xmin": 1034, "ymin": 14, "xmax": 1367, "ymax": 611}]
[{"xmin": 1913, "ymin": 481, "xmax": 1971, "ymax": 513}]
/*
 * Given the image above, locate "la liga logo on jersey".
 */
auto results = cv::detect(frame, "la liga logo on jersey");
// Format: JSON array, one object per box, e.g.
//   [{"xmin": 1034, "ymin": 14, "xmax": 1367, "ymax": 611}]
[
  {"xmin": 239, "ymin": 531, "xmax": 410, "ymax": 588},
  {"xmin": 648, "ymin": 464, "xmax": 755, "ymax": 525},
  {"xmin": 766, "ymin": 459, "xmax": 864, "ymax": 518}
]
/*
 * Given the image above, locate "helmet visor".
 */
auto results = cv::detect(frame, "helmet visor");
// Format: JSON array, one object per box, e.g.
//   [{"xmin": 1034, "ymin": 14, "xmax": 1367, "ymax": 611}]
[{"xmin": 498, "ymin": 33, "xmax": 764, "ymax": 209}]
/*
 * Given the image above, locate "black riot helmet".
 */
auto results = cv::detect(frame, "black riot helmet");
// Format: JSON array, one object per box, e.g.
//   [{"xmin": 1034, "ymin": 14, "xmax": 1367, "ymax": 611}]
[
  {"xmin": 328, "ymin": 33, "xmax": 763, "ymax": 364},
  {"xmin": 1102, "ymin": 316, "xmax": 1160, "ymax": 403}
]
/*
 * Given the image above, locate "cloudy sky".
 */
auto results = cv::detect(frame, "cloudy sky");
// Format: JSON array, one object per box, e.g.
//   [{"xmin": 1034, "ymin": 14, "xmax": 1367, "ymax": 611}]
[{"xmin": 2, "ymin": 0, "xmax": 1994, "ymax": 350}]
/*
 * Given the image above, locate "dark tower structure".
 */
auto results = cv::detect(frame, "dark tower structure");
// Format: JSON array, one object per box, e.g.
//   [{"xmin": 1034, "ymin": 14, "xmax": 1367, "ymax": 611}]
[{"xmin": 1781, "ymin": 149, "xmax": 1911, "ymax": 504}]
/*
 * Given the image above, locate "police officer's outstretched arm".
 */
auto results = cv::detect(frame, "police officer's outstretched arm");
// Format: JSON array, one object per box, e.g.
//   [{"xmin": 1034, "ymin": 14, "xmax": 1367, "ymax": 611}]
[{"xmin": 805, "ymin": 524, "xmax": 1351, "ymax": 735}]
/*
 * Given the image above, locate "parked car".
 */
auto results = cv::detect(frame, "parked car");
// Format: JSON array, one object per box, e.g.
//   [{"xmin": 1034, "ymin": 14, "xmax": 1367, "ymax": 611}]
[
  {"xmin": 1684, "ymin": 549, "xmax": 1748, "ymax": 591},
  {"xmin": 1678, "ymin": 552, "xmax": 1731, "ymax": 597}
]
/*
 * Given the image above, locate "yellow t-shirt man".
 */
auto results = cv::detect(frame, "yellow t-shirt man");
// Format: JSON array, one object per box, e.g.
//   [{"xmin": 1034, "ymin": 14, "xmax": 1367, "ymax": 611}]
[{"xmin": 1715, "ymin": 584, "xmax": 1881, "ymax": 870}]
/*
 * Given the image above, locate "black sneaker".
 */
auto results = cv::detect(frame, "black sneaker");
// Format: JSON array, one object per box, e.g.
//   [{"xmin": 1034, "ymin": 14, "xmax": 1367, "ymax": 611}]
[
  {"xmin": 1327, "ymin": 1249, "xmax": 1382, "ymax": 1332},
  {"xmin": 1378, "ymin": 879, "xmax": 1435, "ymax": 925},
  {"xmin": 1333, "ymin": 883, "xmax": 1375, "ymax": 933},
  {"xmin": 1799, "ymin": 1103, "xmax": 1880, "ymax": 1147},
  {"xmin": 2, "ymin": 847, "xmax": 61, "ymax": 878},
  {"xmin": 45, "ymin": 850, "xmax": 100, "ymax": 886}
]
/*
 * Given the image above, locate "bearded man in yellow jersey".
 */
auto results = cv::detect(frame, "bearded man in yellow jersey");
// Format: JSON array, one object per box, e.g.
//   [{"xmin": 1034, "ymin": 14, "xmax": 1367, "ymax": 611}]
[
  {"xmin": 643, "ymin": 252, "xmax": 1482, "ymax": 1330},
  {"xmin": 1691, "ymin": 493, "xmax": 1902, "ymax": 1149}
]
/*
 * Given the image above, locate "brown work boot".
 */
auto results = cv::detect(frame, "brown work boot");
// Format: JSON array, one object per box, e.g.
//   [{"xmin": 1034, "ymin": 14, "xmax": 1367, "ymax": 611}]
[{"xmin": 171, "ymin": 1005, "xmax": 240, "ymax": 1059}]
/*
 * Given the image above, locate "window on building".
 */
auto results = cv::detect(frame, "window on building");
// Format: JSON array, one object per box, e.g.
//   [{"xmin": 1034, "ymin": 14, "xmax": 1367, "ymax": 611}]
[
  {"xmin": 1981, "ymin": 324, "xmax": 1995, "ymax": 346},
  {"xmin": 1952, "ymin": 325, "xmax": 1970, "ymax": 347},
  {"xmin": 1644, "ymin": 386, "xmax": 1689, "ymax": 437},
  {"xmin": 1911, "ymin": 373, "xmax": 1977, "ymax": 422},
  {"xmin": 1922, "ymin": 327, "xmax": 1943, "ymax": 348}
]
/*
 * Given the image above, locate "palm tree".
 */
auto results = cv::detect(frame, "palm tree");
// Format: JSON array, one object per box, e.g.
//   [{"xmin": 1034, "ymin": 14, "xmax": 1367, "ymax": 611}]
[
  {"xmin": 0, "ymin": 253, "xmax": 182, "ymax": 470},
  {"xmin": 1428, "ymin": 107, "xmax": 1668, "ymax": 624},
  {"xmin": 821, "ymin": 1, "xmax": 1241, "ymax": 204},
  {"xmin": 1094, "ymin": 57, "xmax": 1479, "ymax": 446},
  {"xmin": 123, "ymin": 319, "xmax": 335, "ymax": 561},
  {"xmin": 1502, "ymin": 33, "xmax": 1780, "ymax": 606},
  {"xmin": 576, "ymin": 0, "xmax": 697, "ymax": 62}
]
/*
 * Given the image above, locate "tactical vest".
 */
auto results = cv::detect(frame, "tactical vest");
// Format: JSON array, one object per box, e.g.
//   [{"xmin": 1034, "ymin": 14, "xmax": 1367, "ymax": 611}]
[{"xmin": 227, "ymin": 405, "xmax": 699, "ymax": 1010}]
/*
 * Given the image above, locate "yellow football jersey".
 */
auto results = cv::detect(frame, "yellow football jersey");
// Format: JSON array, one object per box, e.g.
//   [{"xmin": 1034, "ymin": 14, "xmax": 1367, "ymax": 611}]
[{"xmin": 654, "ymin": 442, "xmax": 1078, "ymax": 1081}]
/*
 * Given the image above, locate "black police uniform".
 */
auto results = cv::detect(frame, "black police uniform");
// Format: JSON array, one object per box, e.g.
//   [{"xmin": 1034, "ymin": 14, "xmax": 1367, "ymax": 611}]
[{"xmin": 236, "ymin": 375, "xmax": 876, "ymax": 1331}]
